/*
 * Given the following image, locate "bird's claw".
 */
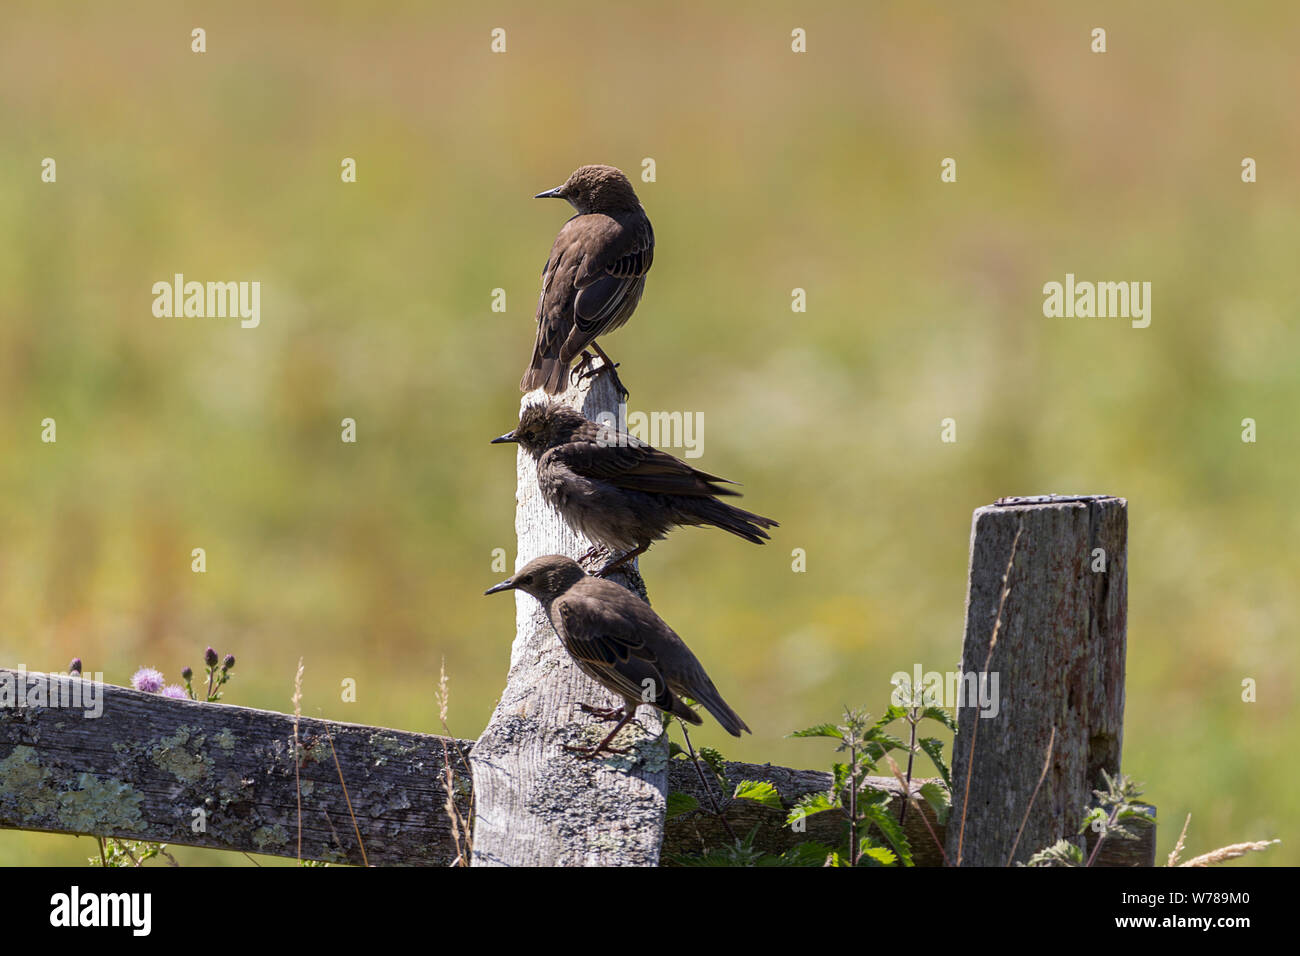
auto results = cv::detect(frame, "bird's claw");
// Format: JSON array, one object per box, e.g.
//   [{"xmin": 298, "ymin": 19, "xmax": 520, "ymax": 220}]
[
  {"xmin": 576, "ymin": 703, "xmax": 626, "ymax": 721},
  {"xmin": 575, "ymin": 352, "xmax": 628, "ymax": 399},
  {"xmin": 594, "ymin": 551, "xmax": 638, "ymax": 577},
  {"xmin": 570, "ymin": 351, "xmax": 597, "ymax": 386},
  {"xmin": 562, "ymin": 743, "xmax": 630, "ymax": 758},
  {"xmin": 605, "ymin": 367, "xmax": 630, "ymax": 400}
]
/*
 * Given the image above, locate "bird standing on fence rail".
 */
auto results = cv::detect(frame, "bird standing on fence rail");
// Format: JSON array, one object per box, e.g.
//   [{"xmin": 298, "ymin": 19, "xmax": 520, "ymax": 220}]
[
  {"xmin": 521, "ymin": 165, "xmax": 654, "ymax": 398},
  {"xmin": 492, "ymin": 402, "xmax": 778, "ymax": 576},
  {"xmin": 485, "ymin": 554, "xmax": 750, "ymax": 757}
]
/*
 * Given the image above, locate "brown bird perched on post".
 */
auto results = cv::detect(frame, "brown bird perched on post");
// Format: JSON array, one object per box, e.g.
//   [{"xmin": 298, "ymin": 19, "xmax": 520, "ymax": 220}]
[
  {"xmin": 521, "ymin": 165, "xmax": 654, "ymax": 398},
  {"xmin": 485, "ymin": 554, "xmax": 750, "ymax": 757},
  {"xmin": 492, "ymin": 401, "xmax": 778, "ymax": 576}
]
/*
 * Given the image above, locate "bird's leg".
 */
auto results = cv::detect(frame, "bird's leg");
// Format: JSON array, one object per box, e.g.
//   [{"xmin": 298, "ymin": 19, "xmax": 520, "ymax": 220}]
[
  {"xmin": 595, "ymin": 542, "xmax": 651, "ymax": 577},
  {"xmin": 576, "ymin": 543, "xmax": 607, "ymax": 567},
  {"xmin": 589, "ymin": 342, "xmax": 629, "ymax": 400},
  {"xmin": 573, "ymin": 701, "xmax": 649, "ymax": 735},
  {"xmin": 562, "ymin": 710, "xmax": 636, "ymax": 758},
  {"xmin": 570, "ymin": 350, "xmax": 597, "ymax": 386},
  {"xmin": 575, "ymin": 701, "xmax": 626, "ymax": 721}
]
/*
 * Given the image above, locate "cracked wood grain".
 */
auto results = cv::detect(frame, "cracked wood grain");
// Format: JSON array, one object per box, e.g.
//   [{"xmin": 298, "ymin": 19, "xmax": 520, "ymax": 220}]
[{"xmin": 947, "ymin": 496, "xmax": 1135, "ymax": 866}]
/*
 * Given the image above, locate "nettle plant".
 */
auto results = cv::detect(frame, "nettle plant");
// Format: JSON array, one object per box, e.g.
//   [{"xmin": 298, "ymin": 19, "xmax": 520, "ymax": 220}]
[
  {"xmin": 1026, "ymin": 771, "xmax": 1153, "ymax": 867},
  {"xmin": 668, "ymin": 691, "xmax": 955, "ymax": 867},
  {"xmin": 1025, "ymin": 772, "xmax": 1278, "ymax": 868}
]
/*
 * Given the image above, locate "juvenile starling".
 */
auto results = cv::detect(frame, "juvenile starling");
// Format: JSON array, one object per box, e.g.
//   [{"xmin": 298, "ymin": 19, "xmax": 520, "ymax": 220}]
[
  {"xmin": 521, "ymin": 165, "xmax": 654, "ymax": 398},
  {"xmin": 492, "ymin": 401, "xmax": 778, "ymax": 575},
  {"xmin": 485, "ymin": 554, "xmax": 750, "ymax": 757}
]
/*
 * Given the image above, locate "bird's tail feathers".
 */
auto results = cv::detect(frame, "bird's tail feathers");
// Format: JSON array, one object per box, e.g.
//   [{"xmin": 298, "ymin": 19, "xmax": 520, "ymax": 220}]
[
  {"xmin": 521, "ymin": 354, "xmax": 569, "ymax": 395},
  {"xmin": 695, "ymin": 499, "xmax": 779, "ymax": 545},
  {"xmin": 695, "ymin": 685, "xmax": 750, "ymax": 737},
  {"xmin": 666, "ymin": 694, "xmax": 704, "ymax": 725}
]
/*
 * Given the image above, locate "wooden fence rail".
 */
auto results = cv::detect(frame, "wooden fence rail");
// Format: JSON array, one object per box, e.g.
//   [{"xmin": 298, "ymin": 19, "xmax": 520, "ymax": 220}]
[
  {"xmin": 1, "ymin": 489, "xmax": 1150, "ymax": 866},
  {"xmin": 0, "ymin": 673, "xmax": 1149, "ymax": 865}
]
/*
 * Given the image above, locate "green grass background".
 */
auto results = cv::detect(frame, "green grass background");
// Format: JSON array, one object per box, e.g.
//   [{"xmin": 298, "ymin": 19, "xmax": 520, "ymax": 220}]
[{"xmin": 1, "ymin": 0, "xmax": 1295, "ymax": 865}]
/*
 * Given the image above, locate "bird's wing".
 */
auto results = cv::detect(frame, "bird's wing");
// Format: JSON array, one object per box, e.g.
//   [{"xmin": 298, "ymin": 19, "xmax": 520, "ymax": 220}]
[
  {"xmin": 603, "ymin": 218, "xmax": 654, "ymax": 279},
  {"xmin": 528, "ymin": 227, "xmax": 588, "ymax": 374},
  {"xmin": 554, "ymin": 594, "xmax": 668, "ymax": 704},
  {"xmin": 568, "ymin": 215, "xmax": 654, "ymax": 343},
  {"xmin": 554, "ymin": 436, "xmax": 739, "ymax": 498}
]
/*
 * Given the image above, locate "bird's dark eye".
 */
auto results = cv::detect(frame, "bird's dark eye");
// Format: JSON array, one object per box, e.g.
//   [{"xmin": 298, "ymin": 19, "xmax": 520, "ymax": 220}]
[{"xmin": 517, "ymin": 574, "xmax": 532, "ymax": 585}]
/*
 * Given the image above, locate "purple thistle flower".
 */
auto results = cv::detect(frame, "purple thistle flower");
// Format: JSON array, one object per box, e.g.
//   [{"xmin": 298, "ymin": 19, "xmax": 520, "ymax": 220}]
[
  {"xmin": 69, "ymin": 658, "xmax": 83, "ymax": 676},
  {"xmin": 222, "ymin": 654, "xmax": 235, "ymax": 671},
  {"xmin": 161, "ymin": 685, "xmax": 188, "ymax": 700},
  {"xmin": 131, "ymin": 667, "xmax": 165, "ymax": 693},
  {"xmin": 204, "ymin": 647, "xmax": 219, "ymax": 668}
]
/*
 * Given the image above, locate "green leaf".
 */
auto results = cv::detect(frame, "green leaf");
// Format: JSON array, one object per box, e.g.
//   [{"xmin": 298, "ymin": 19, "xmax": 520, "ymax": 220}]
[
  {"xmin": 862, "ymin": 733, "xmax": 907, "ymax": 765},
  {"xmin": 668, "ymin": 827, "xmax": 759, "ymax": 866},
  {"xmin": 855, "ymin": 785, "xmax": 892, "ymax": 807},
  {"xmin": 918, "ymin": 781, "xmax": 951, "ymax": 825},
  {"xmin": 668, "ymin": 826, "xmax": 820, "ymax": 867},
  {"xmin": 859, "ymin": 804, "xmax": 913, "ymax": 866},
  {"xmin": 857, "ymin": 842, "xmax": 898, "ymax": 866},
  {"xmin": 667, "ymin": 741, "xmax": 687, "ymax": 759},
  {"xmin": 670, "ymin": 844, "xmax": 770, "ymax": 866},
  {"xmin": 732, "ymin": 780, "xmax": 783, "ymax": 811},
  {"xmin": 665, "ymin": 791, "xmax": 700, "ymax": 820},
  {"xmin": 778, "ymin": 842, "xmax": 838, "ymax": 867},
  {"xmin": 918, "ymin": 736, "xmax": 952, "ymax": 789},
  {"xmin": 870, "ymin": 706, "xmax": 908, "ymax": 732},
  {"xmin": 790, "ymin": 722, "xmax": 844, "ymax": 740},
  {"xmin": 830, "ymin": 762, "xmax": 850, "ymax": 799},
  {"xmin": 698, "ymin": 746, "xmax": 728, "ymax": 783},
  {"xmin": 1117, "ymin": 805, "xmax": 1156, "ymax": 825},
  {"xmin": 1025, "ymin": 840, "xmax": 1085, "ymax": 867},
  {"xmin": 921, "ymin": 706, "xmax": 958, "ymax": 732},
  {"xmin": 1078, "ymin": 807, "xmax": 1108, "ymax": 835},
  {"xmin": 786, "ymin": 791, "xmax": 839, "ymax": 828}
]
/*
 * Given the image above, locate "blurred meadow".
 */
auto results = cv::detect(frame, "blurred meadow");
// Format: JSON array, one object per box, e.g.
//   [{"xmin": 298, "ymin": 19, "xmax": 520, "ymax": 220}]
[{"xmin": 0, "ymin": 1, "xmax": 1296, "ymax": 865}]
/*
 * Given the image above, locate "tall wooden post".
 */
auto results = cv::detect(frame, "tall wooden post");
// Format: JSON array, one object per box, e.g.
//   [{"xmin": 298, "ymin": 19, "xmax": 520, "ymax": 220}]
[
  {"xmin": 947, "ymin": 495, "xmax": 1130, "ymax": 866},
  {"xmin": 470, "ymin": 365, "xmax": 667, "ymax": 866}
]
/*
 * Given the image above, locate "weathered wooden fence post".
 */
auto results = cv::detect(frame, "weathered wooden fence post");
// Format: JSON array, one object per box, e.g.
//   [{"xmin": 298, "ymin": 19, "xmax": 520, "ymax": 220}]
[
  {"xmin": 469, "ymin": 365, "xmax": 668, "ymax": 866},
  {"xmin": 947, "ymin": 495, "xmax": 1134, "ymax": 866}
]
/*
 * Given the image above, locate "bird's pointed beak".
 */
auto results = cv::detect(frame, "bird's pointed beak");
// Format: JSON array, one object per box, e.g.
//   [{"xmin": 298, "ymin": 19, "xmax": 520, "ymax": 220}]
[
  {"xmin": 534, "ymin": 186, "xmax": 565, "ymax": 199},
  {"xmin": 490, "ymin": 430, "xmax": 519, "ymax": 444},
  {"xmin": 484, "ymin": 578, "xmax": 516, "ymax": 596}
]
